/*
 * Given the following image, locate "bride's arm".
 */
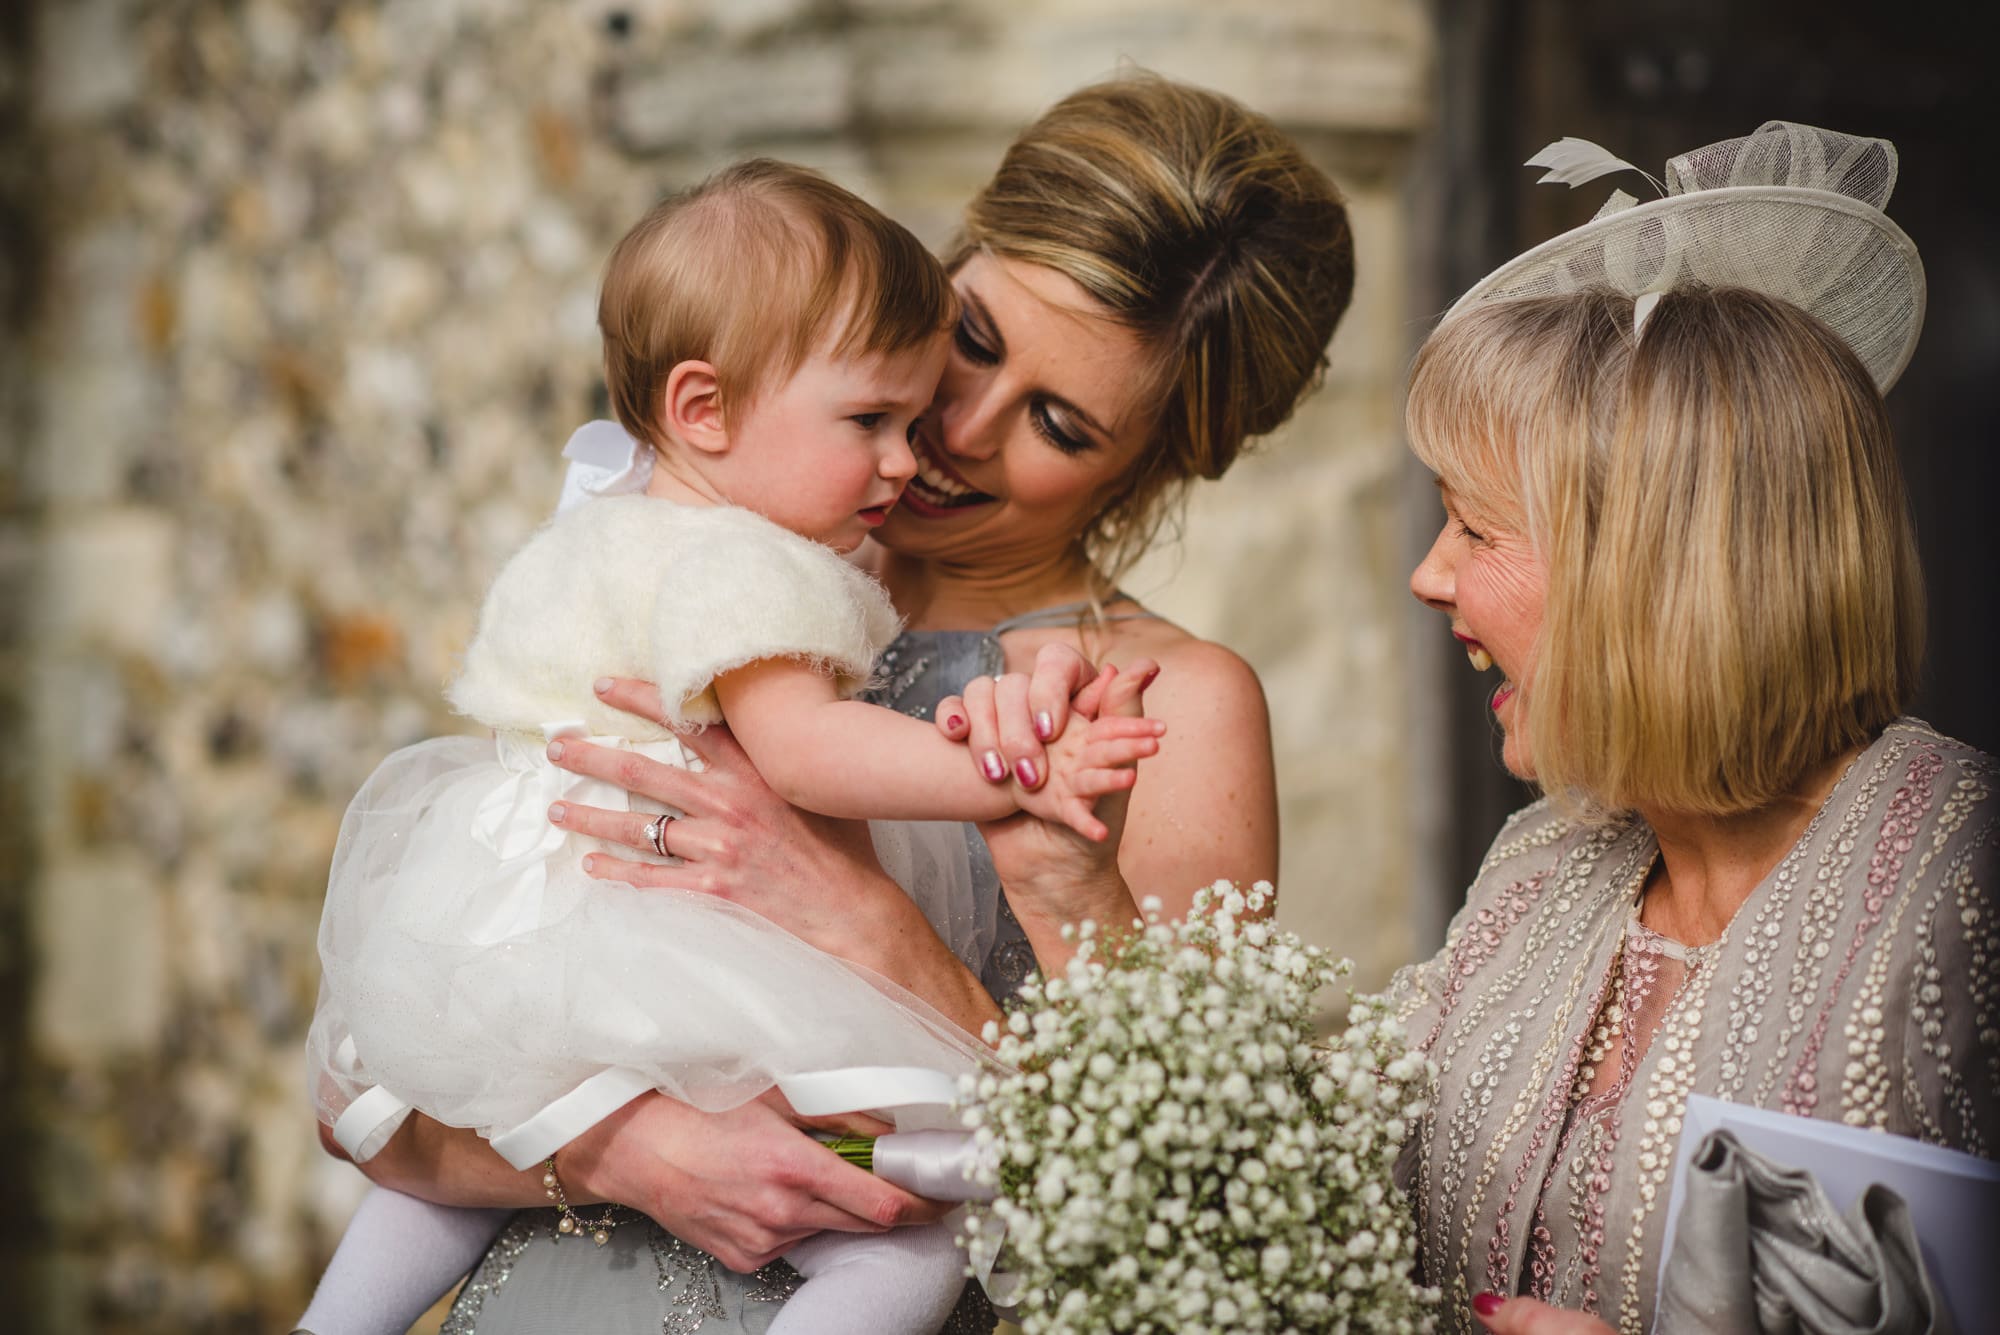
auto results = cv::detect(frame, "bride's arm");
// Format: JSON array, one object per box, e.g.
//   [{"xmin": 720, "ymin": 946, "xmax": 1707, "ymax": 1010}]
[{"xmin": 331, "ymin": 1092, "xmax": 947, "ymax": 1273}]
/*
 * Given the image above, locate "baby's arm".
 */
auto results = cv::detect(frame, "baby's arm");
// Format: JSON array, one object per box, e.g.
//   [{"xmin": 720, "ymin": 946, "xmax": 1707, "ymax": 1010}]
[{"xmin": 714, "ymin": 659, "xmax": 1162, "ymax": 839}]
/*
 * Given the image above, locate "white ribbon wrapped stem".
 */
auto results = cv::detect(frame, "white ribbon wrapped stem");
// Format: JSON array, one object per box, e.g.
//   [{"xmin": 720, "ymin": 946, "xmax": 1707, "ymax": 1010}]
[
  {"xmin": 779, "ymin": 1066, "xmax": 1019, "ymax": 1304},
  {"xmin": 872, "ymin": 1129, "xmax": 996, "ymax": 1202}
]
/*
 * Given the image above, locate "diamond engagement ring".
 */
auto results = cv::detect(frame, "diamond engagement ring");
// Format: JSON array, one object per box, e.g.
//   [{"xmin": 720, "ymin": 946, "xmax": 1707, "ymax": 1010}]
[{"xmin": 644, "ymin": 813, "xmax": 673, "ymax": 858}]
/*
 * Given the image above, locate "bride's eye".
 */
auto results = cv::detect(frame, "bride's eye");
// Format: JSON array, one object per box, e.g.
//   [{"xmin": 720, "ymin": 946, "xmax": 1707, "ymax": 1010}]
[
  {"xmin": 953, "ymin": 317, "xmax": 998, "ymax": 366},
  {"xmin": 1030, "ymin": 400, "xmax": 1089, "ymax": 456}
]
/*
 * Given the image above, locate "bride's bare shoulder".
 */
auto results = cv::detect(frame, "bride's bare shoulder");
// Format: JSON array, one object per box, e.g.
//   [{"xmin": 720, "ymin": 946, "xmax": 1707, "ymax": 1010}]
[{"xmin": 1104, "ymin": 613, "xmax": 1268, "ymax": 726}]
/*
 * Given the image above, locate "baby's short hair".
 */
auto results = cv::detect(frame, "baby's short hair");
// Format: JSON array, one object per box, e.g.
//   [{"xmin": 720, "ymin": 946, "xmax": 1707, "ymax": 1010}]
[{"xmin": 600, "ymin": 159, "xmax": 956, "ymax": 444}]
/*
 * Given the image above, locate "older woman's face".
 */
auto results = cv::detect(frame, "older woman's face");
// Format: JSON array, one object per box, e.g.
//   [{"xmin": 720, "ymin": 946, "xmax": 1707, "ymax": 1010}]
[
  {"xmin": 1411, "ymin": 480, "xmax": 1546, "ymax": 779},
  {"xmin": 873, "ymin": 253, "xmax": 1156, "ymax": 568}
]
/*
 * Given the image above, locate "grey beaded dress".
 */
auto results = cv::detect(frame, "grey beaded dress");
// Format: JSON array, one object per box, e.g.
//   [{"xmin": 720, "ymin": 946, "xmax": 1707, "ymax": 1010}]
[
  {"xmin": 440, "ymin": 611, "xmax": 1093, "ymax": 1335},
  {"xmin": 1389, "ymin": 720, "xmax": 1999, "ymax": 1334}
]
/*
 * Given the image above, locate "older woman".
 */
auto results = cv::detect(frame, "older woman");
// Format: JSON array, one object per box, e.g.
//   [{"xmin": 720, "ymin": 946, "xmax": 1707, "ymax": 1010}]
[
  {"xmin": 1391, "ymin": 167, "xmax": 1997, "ymax": 1333},
  {"xmin": 328, "ymin": 73, "xmax": 1355, "ymax": 1333}
]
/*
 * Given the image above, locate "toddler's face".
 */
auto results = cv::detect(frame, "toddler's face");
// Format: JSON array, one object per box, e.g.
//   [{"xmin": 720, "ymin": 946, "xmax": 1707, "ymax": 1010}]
[{"xmin": 722, "ymin": 332, "xmax": 948, "ymax": 553}]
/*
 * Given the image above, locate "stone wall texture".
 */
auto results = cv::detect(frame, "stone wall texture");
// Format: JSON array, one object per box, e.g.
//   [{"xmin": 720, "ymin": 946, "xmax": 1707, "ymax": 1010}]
[{"xmin": 7, "ymin": 1, "xmax": 1436, "ymax": 1329}]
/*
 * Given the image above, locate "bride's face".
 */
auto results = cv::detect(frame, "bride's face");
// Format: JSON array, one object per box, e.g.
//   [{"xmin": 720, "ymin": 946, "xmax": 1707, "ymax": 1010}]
[{"xmin": 874, "ymin": 253, "xmax": 1157, "ymax": 569}]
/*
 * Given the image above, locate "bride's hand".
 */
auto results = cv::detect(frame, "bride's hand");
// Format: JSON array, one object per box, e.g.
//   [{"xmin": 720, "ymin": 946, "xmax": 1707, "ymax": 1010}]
[
  {"xmin": 561, "ymin": 1091, "xmax": 945, "ymax": 1273},
  {"xmin": 544, "ymin": 678, "xmax": 887, "ymax": 954},
  {"xmin": 935, "ymin": 642, "xmax": 1099, "ymax": 790},
  {"xmin": 545, "ymin": 677, "xmax": 1000, "ymax": 1035},
  {"xmin": 970, "ymin": 660, "xmax": 1160, "ymax": 967}
]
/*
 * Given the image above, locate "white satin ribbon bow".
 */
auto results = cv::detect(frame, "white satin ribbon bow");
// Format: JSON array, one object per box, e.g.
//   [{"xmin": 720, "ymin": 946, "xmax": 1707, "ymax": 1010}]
[
  {"xmin": 466, "ymin": 722, "xmax": 689, "ymax": 945},
  {"xmin": 556, "ymin": 419, "xmax": 654, "ymax": 515}
]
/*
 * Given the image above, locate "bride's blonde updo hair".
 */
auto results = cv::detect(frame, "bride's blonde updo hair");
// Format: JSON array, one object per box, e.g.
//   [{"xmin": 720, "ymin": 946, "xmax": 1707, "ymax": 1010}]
[{"xmin": 952, "ymin": 73, "xmax": 1355, "ymax": 586}]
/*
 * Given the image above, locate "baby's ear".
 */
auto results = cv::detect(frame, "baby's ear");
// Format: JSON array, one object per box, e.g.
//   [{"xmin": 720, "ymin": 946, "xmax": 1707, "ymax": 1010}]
[{"xmin": 662, "ymin": 360, "xmax": 727, "ymax": 455}]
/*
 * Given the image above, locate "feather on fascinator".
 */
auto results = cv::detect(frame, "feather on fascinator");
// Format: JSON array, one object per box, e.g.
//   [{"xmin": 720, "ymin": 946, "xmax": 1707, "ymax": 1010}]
[{"xmin": 1448, "ymin": 121, "xmax": 1926, "ymax": 391}]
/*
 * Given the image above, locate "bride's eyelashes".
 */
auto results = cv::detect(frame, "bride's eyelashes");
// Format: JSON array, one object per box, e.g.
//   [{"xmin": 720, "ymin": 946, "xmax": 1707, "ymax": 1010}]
[
  {"xmin": 954, "ymin": 316, "xmax": 1092, "ymax": 456},
  {"xmin": 1030, "ymin": 401, "xmax": 1089, "ymax": 455},
  {"xmin": 953, "ymin": 316, "xmax": 998, "ymax": 366}
]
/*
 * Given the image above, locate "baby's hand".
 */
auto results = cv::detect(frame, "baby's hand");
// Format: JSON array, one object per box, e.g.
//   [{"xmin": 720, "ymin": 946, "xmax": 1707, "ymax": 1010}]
[{"xmin": 1013, "ymin": 663, "xmax": 1163, "ymax": 842}]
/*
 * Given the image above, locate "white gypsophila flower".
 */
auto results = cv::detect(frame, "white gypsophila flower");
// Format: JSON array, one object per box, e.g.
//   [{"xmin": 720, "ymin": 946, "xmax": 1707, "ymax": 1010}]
[{"xmin": 961, "ymin": 881, "xmax": 1440, "ymax": 1333}]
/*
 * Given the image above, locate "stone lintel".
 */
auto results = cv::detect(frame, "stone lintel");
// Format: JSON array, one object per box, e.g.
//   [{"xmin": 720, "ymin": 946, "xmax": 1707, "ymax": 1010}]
[{"xmin": 606, "ymin": 4, "xmax": 1430, "ymax": 153}]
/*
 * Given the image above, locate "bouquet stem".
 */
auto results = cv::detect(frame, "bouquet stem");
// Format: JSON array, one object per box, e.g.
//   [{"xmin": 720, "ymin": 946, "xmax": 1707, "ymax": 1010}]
[{"xmin": 820, "ymin": 1135, "xmax": 876, "ymax": 1172}]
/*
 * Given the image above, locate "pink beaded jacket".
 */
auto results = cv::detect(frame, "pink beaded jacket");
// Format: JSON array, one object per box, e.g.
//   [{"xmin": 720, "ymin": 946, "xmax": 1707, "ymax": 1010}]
[{"xmin": 1391, "ymin": 719, "xmax": 1998, "ymax": 1334}]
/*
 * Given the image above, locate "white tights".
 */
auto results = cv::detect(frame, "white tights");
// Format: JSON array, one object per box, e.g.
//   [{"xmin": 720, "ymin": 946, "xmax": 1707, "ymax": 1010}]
[
  {"xmin": 774, "ymin": 1222, "xmax": 967, "ymax": 1334},
  {"xmin": 297, "ymin": 1187, "xmax": 511, "ymax": 1335},
  {"xmin": 296, "ymin": 1187, "xmax": 967, "ymax": 1335}
]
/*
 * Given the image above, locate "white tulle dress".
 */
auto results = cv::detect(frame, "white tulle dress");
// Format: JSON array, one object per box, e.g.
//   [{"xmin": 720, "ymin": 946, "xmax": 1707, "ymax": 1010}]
[{"xmin": 305, "ymin": 492, "xmax": 997, "ymax": 1172}]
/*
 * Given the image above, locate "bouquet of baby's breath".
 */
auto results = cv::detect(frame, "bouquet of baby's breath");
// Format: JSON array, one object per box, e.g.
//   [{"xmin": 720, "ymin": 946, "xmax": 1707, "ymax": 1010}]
[{"xmin": 960, "ymin": 882, "xmax": 1438, "ymax": 1334}]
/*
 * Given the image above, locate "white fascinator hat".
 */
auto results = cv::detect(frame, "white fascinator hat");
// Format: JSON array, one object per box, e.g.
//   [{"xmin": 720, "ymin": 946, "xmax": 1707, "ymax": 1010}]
[{"xmin": 1447, "ymin": 120, "xmax": 1925, "ymax": 392}]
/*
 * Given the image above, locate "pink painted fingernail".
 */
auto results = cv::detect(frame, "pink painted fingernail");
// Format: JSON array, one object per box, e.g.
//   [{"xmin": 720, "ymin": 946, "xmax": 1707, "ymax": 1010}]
[
  {"xmin": 1472, "ymin": 1292, "xmax": 1504, "ymax": 1318},
  {"xmin": 981, "ymin": 750, "xmax": 1006, "ymax": 781},
  {"xmin": 546, "ymin": 740, "xmax": 566, "ymax": 761},
  {"xmin": 594, "ymin": 677, "xmax": 614, "ymax": 694},
  {"xmin": 1015, "ymin": 757, "xmax": 1040, "ymax": 788},
  {"xmin": 548, "ymin": 802, "xmax": 567, "ymax": 822},
  {"xmin": 1034, "ymin": 710, "xmax": 1054, "ymax": 740},
  {"xmin": 1139, "ymin": 665, "xmax": 1161, "ymax": 688},
  {"xmin": 945, "ymin": 713, "xmax": 965, "ymax": 732}
]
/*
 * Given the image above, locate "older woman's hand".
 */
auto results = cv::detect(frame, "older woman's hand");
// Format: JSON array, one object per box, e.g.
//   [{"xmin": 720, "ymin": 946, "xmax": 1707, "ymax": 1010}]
[{"xmin": 1472, "ymin": 1294, "xmax": 1616, "ymax": 1334}]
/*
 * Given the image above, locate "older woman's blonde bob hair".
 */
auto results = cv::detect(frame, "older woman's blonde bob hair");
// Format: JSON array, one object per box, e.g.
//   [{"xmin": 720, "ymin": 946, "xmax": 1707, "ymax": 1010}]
[{"xmin": 1408, "ymin": 285, "xmax": 1924, "ymax": 816}]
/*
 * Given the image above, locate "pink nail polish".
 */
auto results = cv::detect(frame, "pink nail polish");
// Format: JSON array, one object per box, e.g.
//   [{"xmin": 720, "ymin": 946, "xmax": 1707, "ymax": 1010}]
[
  {"xmin": 945, "ymin": 713, "xmax": 965, "ymax": 731},
  {"xmin": 1472, "ymin": 1292, "xmax": 1504, "ymax": 1318},
  {"xmin": 1034, "ymin": 710, "xmax": 1054, "ymax": 740},
  {"xmin": 593, "ymin": 677, "xmax": 614, "ymax": 694},
  {"xmin": 1014, "ymin": 757, "xmax": 1039, "ymax": 788},
  {"xmin": 1139, "ymin": 665, "xmax": 1161, "ymax": 688},
  {"xmin": 981, "ymin": 751, "xmax": 1006, "ymax": 781},
  {"xmin": 546, "ymin": 740, "xmax": 566, "ymax": 761},
  {"xmin": 548, "ymin": 802, "xmax": 567, "ymax": 822}
]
